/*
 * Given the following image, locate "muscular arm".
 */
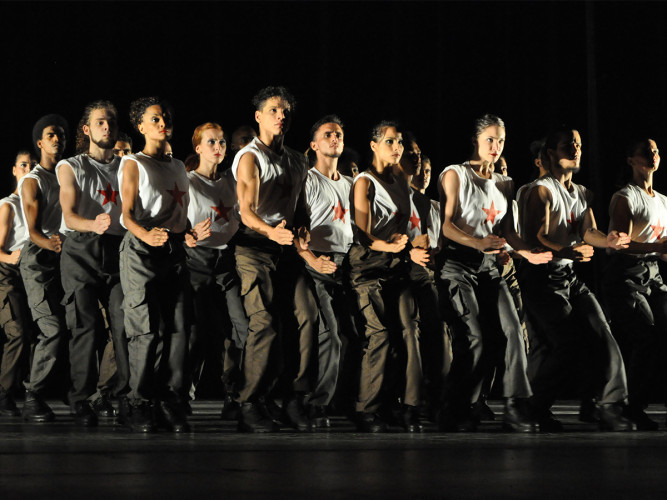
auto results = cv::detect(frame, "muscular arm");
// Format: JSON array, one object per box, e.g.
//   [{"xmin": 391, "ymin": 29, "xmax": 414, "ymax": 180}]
[
  {"xmin": 608, "ymin": 195, "xmax": 664, "ymax": 254},
  {"xmin": 353, "ymin": 176, "xmax": 406, "ymax": 253},
  {"xmin": 440, "ymin": 169, "xmax": 505, "ymax": 253},
  {"xmin": 501, "ymin": 204, "xmax": 552, "ymax": 264},
  {"xmin": 58, "ymin": 162, "xmax": 110, "ymax": 234},
  {"xmin": 120, "ymin": 159, "xmax": 168, "ymax": 247},
  {"xmin": 0, "ymin": 204, "xmax": 20, "ymax": 265},
  {"xmin": 21, "ymin": 177, "xmax": 60, "ymax": 252},
  {"xmin": 524, "ymin": 185, "xmax": 593, "ymax": 261},
  {"xmin": 581, "ymin": 206, "xmax": 630, "ymax": 250},
  {"xmin": 236, "ymin": 152, "xmax": 293, "ymax": 245}
]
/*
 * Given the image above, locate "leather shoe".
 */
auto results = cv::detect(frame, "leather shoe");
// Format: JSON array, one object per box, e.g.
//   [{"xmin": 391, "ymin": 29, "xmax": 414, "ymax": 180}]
[
  {"xmin": 220, "ymin": 394, "xmax": 240, "ymax": 421},
  {"xmin": 471, "ymin": 400, "xmax": 496, "ymax": 423},
  {"xmin": 579, "ymin": 399, "xmax": 599, "ymax": 423},
  {"xmin": 0, "ymin": 390, "xmax": 20, "ymax": 416},
  {"xmin": 309, "ymin": 405, "xmax": 331, "ymax": 429},
  {"xmin": 503, "ymin": 398, "xmax": 537, "ymax": 433},
  {"xmin": 156, "ymin": 400, "xmax": 190, "ymax": 433},
  {"xmin": 73, "ymin": 401, "xmax": 98, "ymax": 427},
  {"xmin": 126, "ymin": 400, "xmax": 154, "ymax": 433},
  {"xmin": 91, "ymin": 394, "xmax": 116, "ymax": 418},
  {"xmin": 117, "ymin": 396, "xmax": 130, "ymax": 426},
  {"xmin": 282, "ymin": 395, "xmax": 312, "ymax": 432},
  {"xmin": 402, "ymin": 405, "xmax": 424, "ymax": 433},
  {"xmin": 22, "ymin": 391, "xmax": 55, "ymax": 422},
  {"xmin": 357, "ymin": 413, "xmax": 388, "ymax": 433},
  {"xmin": 238, "ymin": 401, "xmax": 279, "ymax": 433},
  {"xmin": 598, "ymin": 403, "xmax": 636, "ymax": 432}
]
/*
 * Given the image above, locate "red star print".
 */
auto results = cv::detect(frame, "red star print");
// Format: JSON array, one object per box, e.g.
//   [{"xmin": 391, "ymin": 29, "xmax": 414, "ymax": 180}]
[
  {"xmin": 97, "ymin": 182, "xmax": 119, "ymax": 206},
  {"xmin": 567, "ymin": 211, "xmax": 580, "ymax": 234},
  {"xmin": 651, "ymin": 221, "xmax": 664, "ymax": 240},
  {"xmin": 166, "ymin": 182, "xmax": 186, "ymax": 206},
  {"xmin": 332, "ymin": 200, "xmax": 349, "ymax": 223},
  {"xmin": 482, "ymin": 201, "xmax": 501, "ymax": 224},
  {"xmin": 211, "ymin": 200, "xmax": 232, "ymax": 222},
  {"xmin": 409, "ymin": 210, "xmax": 421, "ymax": 230}
]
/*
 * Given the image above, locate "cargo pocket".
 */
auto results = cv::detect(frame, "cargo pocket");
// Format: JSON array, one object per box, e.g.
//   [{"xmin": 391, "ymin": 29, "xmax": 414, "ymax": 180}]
[
  {"xmin": 445, "ymin": 283, "xmax": 470, "ymax": 322},
  {"xmin": 62, "ymin": 291, "xmax": 80, "ymax": 331},
  {"xmin": 122, "ymin": 291, "xmax": 152, "ymax": 336}
]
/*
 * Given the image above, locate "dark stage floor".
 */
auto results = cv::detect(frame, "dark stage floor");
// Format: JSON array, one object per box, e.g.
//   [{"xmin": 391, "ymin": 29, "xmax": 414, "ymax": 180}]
[{"xmin": 1, "ymin": 401, "xmax": 667, "ymax": 499}]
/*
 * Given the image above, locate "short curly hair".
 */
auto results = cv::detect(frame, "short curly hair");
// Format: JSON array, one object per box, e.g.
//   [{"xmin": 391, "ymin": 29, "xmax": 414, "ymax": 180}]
[
  {"xmin": 129, "ymin": 96, "xmax": 163, "ymax": 132},
  {"xmin": 251, "ymin": 86, "xmax": 296, "ymax": 112}
]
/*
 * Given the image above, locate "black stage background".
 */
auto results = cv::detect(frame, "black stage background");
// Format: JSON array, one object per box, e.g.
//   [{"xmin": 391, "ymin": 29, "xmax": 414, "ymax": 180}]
[{"xmin": 1, "ymin": 0, "xmax": 665, "ymax": 252}]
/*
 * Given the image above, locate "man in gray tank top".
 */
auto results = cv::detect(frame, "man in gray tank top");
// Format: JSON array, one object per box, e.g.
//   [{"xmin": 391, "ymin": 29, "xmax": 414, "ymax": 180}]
[
  {"xmin": 57, "ymin": 100, "xmax": 127, "ymax": 426},
  {"xmin": 232, "ymin": 86, "xmax": 310, "ymax": 432},
  {"xmin": 19, "ymin": 114, "xmax": 69, "ymax": 422}
]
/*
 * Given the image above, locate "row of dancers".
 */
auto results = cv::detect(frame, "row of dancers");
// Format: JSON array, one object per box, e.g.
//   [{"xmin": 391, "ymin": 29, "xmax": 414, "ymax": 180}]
[{"xmin": 0, "ymin": 86, "xmax": 665, "ymax": 434}]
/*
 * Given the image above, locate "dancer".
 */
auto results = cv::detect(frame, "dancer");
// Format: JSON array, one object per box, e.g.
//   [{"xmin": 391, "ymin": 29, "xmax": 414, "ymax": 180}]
[
  {"xmin": 232, "ymin": 86, "xmax": 310, "ymax": 432},
  {"xmin": 0, "ymin": 152, "xmax": 34, "ymax": 416},
  {"xmin": 57, "ymin": 100, "xmax": 128, "ymax": 426},
  {"xmin": 185, "ymin": 122, "xmax": 248, "ymax": 419},
  {"xmin": 602, "ymin": 138, "xmax": 667, "ymax": 430},
  {"xmin": 519, "ymin": 127, "xmax": 634, "ymax": 431},
  {"xmin": 118, "ymin": 96, "xmax": 191, "ymax": 432},
  {"xmin": 19, "ymin": 114, "xmax": 69, "ymax": 422},
  {"xmin": 438, "ymin": 114, "xmax": 551, "ymax": 432}
]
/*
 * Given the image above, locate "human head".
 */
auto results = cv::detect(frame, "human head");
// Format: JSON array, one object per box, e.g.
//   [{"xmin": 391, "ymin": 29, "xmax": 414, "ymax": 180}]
[
  {"xmin": 230, "ymin": 125, "xmax": 257, "ymax": 153},
  {"xmin": 32, "ymin": 114, "xmax": 68, "ymax": 157},
  {"xmin": 399, "ymin": 131, "xmax": 421, "ymax": 176},
  {"xmin": 471, "ymin": 113, "xmax": 505, "ymax": 164},
  {"xmin": 12, "ymin": 149, "xmax": 35, "ymax": 183},
  {"xmin": 496, "ymin": 156, "xmax": 508, "ymax": 176},
  {"xmin": 253, "ymin": 86, "xmax": 296, "ymax": 136},
  {"xmin": 192, "ymin": 122, "xmax": 226, "ymax": 166},
  {"xmin": 545, "ymin": 127, "xmax": 581, "ymax": 173},
  {"xmin": 309, "ymin": 115, "xmax": 344, "ymax": 161},
  {"xmin": 412, "ymin": 154, "xmax": 432, "ymax": 192},
  {"xmin": 338, "ymin": 147, "xmax": 360, "ymax": 177},
  {"xmin": 370, "ymin": 120, "xmax": 404, "ymax": 166},
  {"xmin": 163, "ymin": 101, "xmax": 175, "ymax": 140},
  {"xmin": 626, "ymin": 138, "xmax": 660, "ymax": 172},
  {"xmin": 129, "ymin": 96, "xmax": 165, "ymax": 133},
  {"xmin": 113, "ymin": 132, "xmax": 133, "ymax": 157},
  {"xmin": 75, "ymin": 100, "xmax": 118, "ymax": 154},
  {"xmin": 530, "ymin": 139, "xmax": 547, "ymax": 175},
  {"xmin": 165, "ymin": 142, "xmax": 173, "ymax": 158}
]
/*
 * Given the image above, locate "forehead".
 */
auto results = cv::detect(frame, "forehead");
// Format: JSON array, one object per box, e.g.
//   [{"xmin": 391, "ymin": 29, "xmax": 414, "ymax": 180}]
[
  {"xmin": 479, "ymin": 125, "xmax": 505, "ymax": 138},
  {"xmin": 406, "ymin": 141, "xmax": 420, "ymax": 151},
  {"xmin": 42, "ymin": 125, "xmax": 64, "ymax": 136},
  {"xmin": 558, "ymin": 130, "xmax": 580, "ymax": 145},
  {"xmin": 16, "ymin": 154, "xmax": 31, "ymax": 163},
  {"xmin": 261, "ymin": 96, "xmax": 290, "ymax": 111},
  {"xmin": 143, "ymin": 104, "xmax": 163, "ymax": 118},
  {"xmin": 381, "ymin": 127, "xmax": 402, "ymax": 140},
  {"xmin": 317, "ymin": 122, "xmax": 343, "ymax": 136},
  {"xmin": 90, "ymin": 108, "xmax": 116, "ymax": 120},
  {"xmin": 115, "ymin": 141, "xmax": 131, "ymax": 148},
  {"xmin": 201, "ymin": 127, "xmax": 224, "ymax": 139}
]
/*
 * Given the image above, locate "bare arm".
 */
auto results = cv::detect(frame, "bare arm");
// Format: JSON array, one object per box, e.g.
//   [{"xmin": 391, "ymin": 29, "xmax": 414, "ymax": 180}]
[
  {"xmin": 58, "ymin": 162, "xmax": 111, "ymax": 234},
  {"xmin": 607, "ymin": 195, "xmax": 660, "ymax": 254},
  {"xmin": 525, "ymin": 185, "xmax": 593, "ymax": 262},
  {"xmin": 21, "ymin": 177, "xmax": 61, "ymax": 252},
  {"xmin": 581, "ymin": 207, "xmax": 630, "ymax": 250},
  {"xmin": 236, "ymin": 152, "xmax": 293, "ymax": 245},
  {"xmin": 440, "ymin": 169, "xmax": 505, "ymax": 253},
  {"xmin": 0, "ymin": 204, "xmax": 20, "ymax": 265},
  {"xmin": 501, "ymin": 203, "xmax": 552, "ymax": 265},
  {"xmin": 353, "ymin": 176, "xmax": 407, "ymax": 253},
  {"xmin": 120, "ymin": 159, "xmax": 168, "ymax": 247}
]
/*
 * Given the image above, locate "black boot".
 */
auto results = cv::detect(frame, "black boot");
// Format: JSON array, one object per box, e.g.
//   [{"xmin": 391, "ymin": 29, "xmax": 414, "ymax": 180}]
[
  {"xmin": 282, "ymin": 394, "xmax": 312, "ymax": 432},
  {"xmin": 401, "ymin": 405, "xmax": 424, "ymax": 433},
  {"xmin": 503, "ymin": 398, "xmax": 537, "ymax": 433},
  {"xmin": 238, "ymin": 401, "xmax": 279, "ymax": 433},
  {"xmin": 598, "ymin": 403, "xmax": 635, "ymax": 432},
  {"xmin": 0, "ymin": 390, "xmax": 20, "ymax": 416},
  {"xmin": 22, "ymin": 391, "xmax": 55, "ymax": 422}
]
